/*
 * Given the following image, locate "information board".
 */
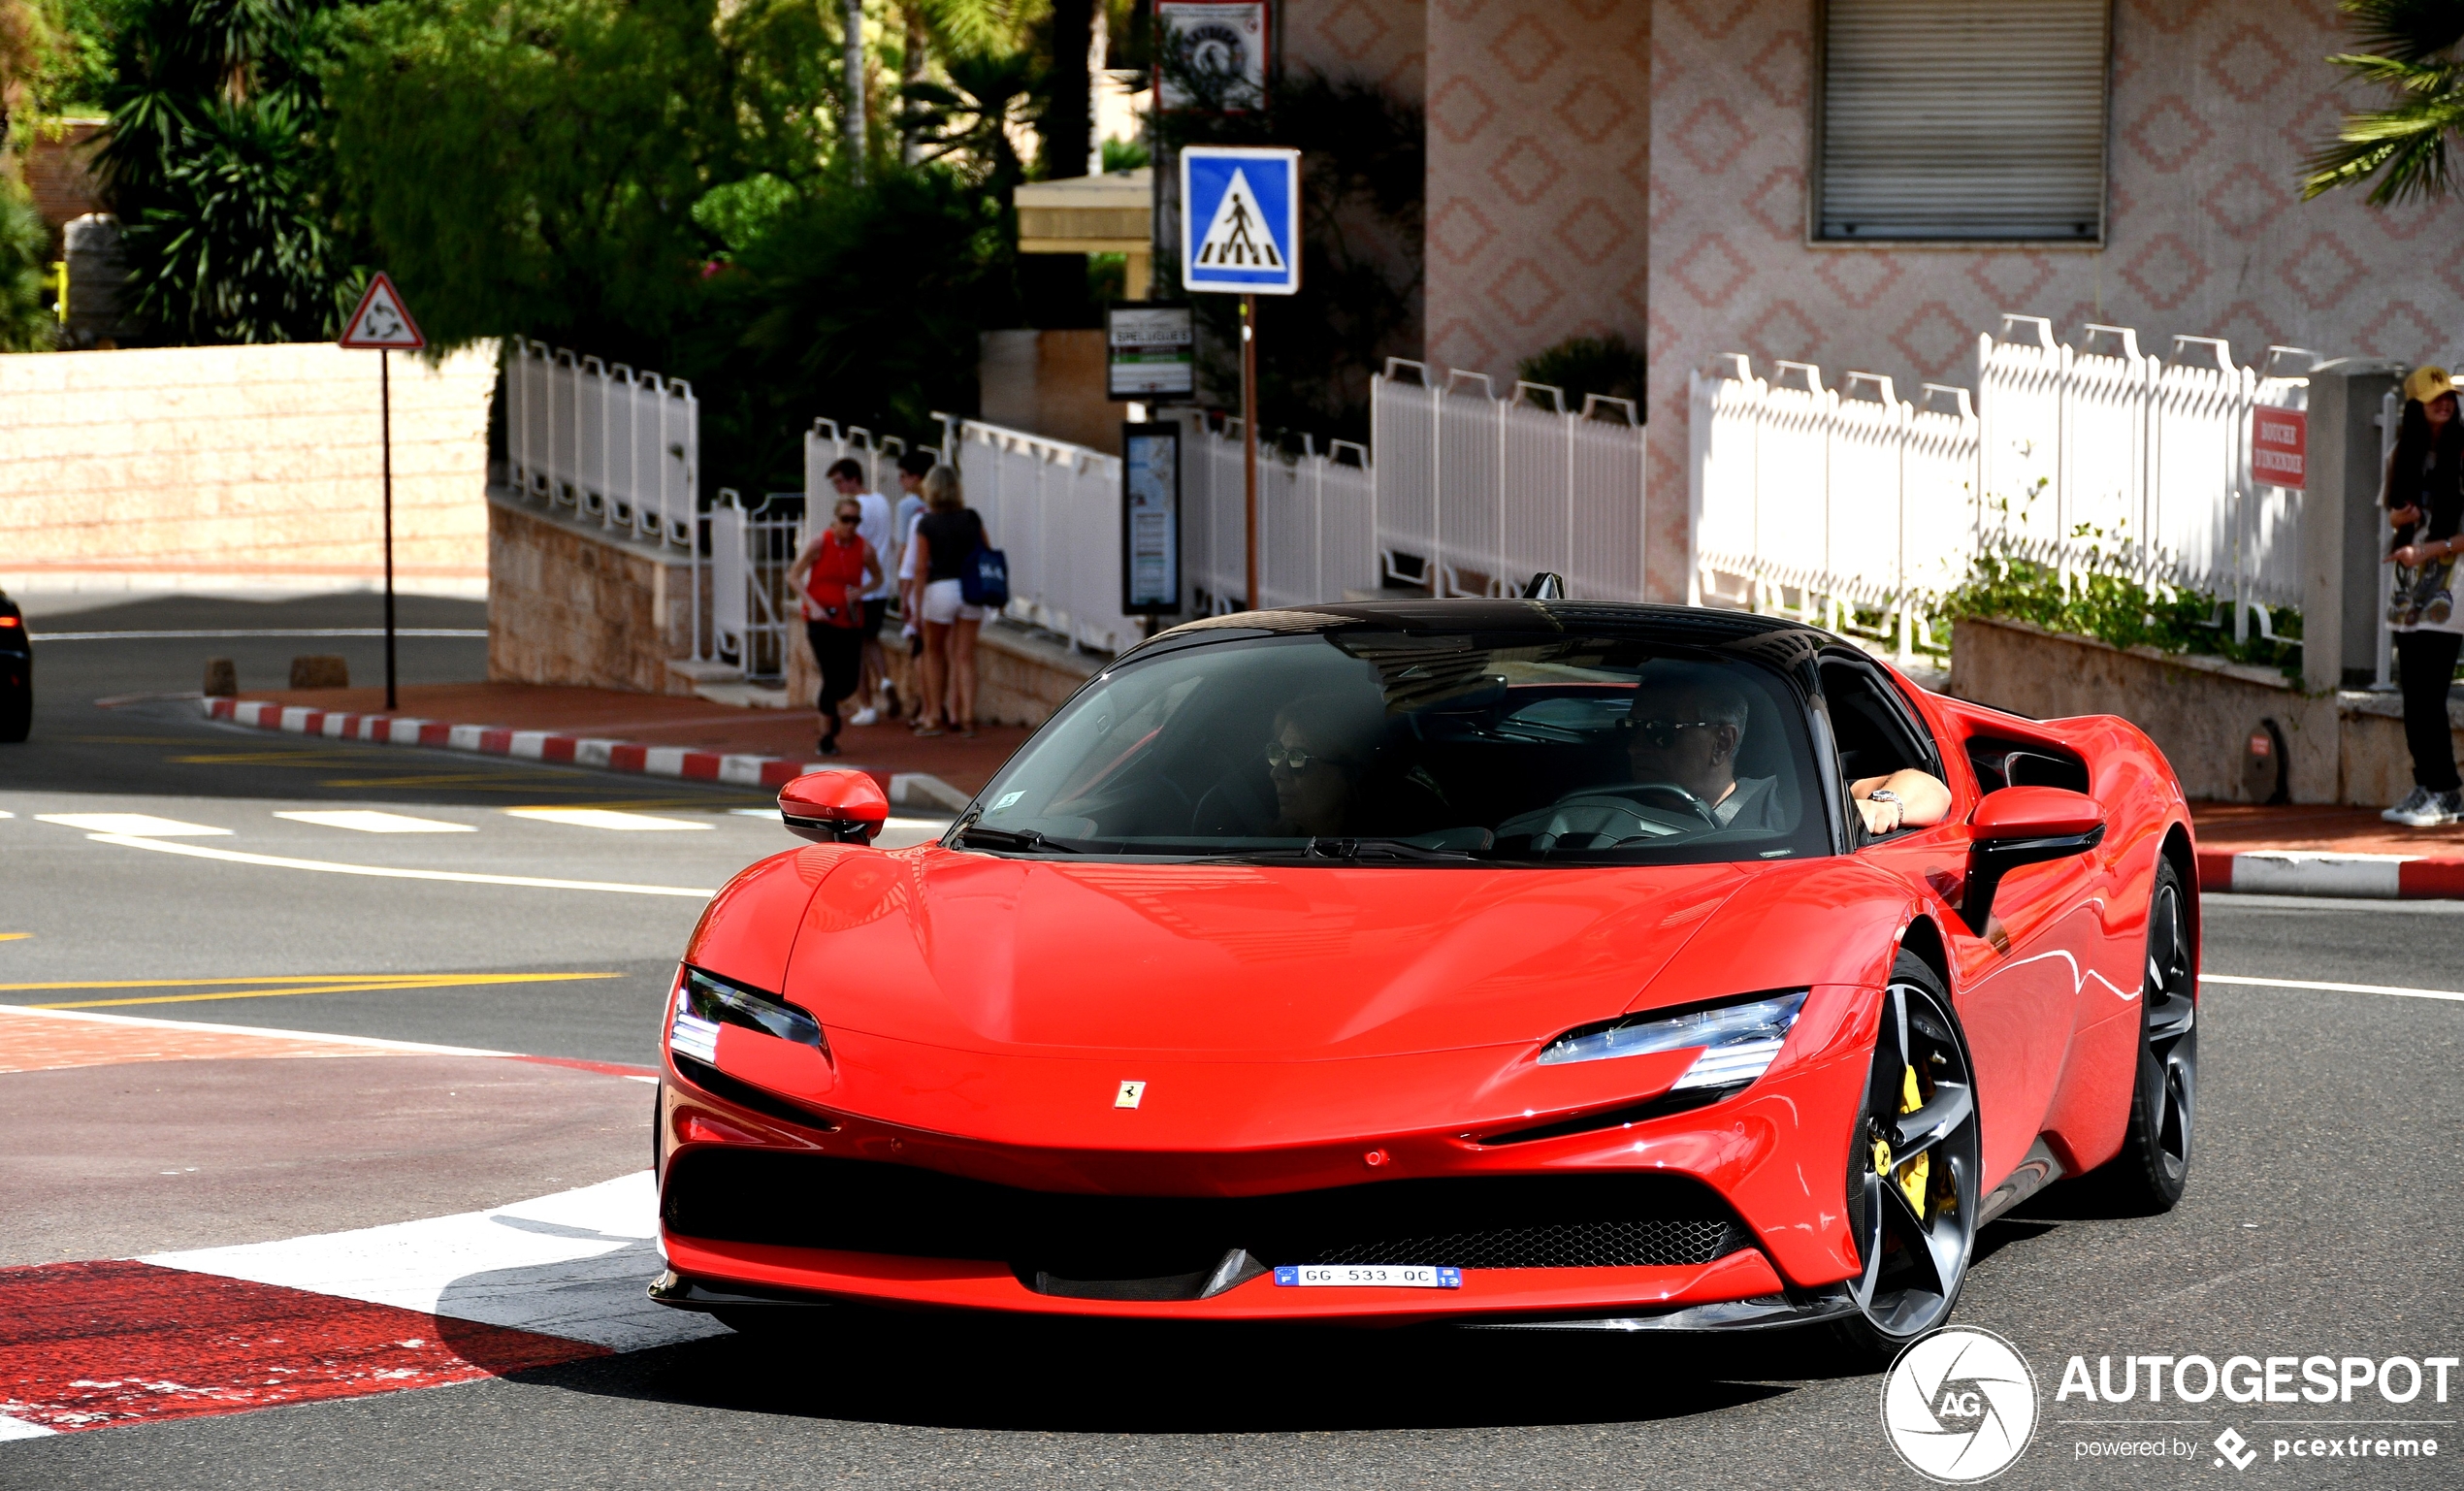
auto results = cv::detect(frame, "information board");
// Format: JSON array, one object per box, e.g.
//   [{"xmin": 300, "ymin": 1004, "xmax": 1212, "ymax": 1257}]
[
  {"xmin": 1107, "ymin": 303, "xmax": 1196, "ymax": 401},
  {"xmin": 1121, "ymin": 423, "xmax": 1183, "ymax": 614}
]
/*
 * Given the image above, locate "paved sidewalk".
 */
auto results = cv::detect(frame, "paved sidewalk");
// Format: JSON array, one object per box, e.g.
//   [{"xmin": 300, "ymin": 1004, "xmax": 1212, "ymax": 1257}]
[
  {"xmin": 215, "ymin": 682, "xmax": 1030, "ymax": 801},
  {"xmin": 2190, "ymin": 803, "xmax": 2464, "ymax": 899}
]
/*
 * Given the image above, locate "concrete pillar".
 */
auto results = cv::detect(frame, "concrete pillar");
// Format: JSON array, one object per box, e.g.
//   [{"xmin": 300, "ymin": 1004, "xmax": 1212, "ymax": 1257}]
[{"xmin": 2302, "ymin": 359, "xmax": 2406, "ymax": 694}]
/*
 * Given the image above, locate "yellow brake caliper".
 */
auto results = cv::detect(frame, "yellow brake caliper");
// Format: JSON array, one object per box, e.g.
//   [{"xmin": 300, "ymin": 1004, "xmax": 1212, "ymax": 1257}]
[{"xmin": 1870, "ymin": 1065, "xmax": 1930, "ymax": 1217}]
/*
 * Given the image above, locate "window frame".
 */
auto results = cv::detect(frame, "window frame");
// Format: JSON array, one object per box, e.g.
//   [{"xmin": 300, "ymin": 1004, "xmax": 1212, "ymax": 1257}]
[{"xmin": 1805, "ymin": 0, "xmax": 2117, "ymax": 251}]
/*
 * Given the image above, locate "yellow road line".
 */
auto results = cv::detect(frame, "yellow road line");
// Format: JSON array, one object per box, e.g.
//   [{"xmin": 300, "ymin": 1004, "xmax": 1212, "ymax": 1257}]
[
  {"xmin": 0, "ymin": 971, "xmax": 617, "ymax": 991},
  {"xmin": 20, "ymin": 970, "xmax": 623, "ymax": 1011},
  {"xmin": 0, "ymin": 933, "xmax": 29, "ymax": 943}
]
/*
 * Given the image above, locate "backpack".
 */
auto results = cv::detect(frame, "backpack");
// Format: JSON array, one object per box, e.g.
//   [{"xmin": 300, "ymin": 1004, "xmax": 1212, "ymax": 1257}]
[{"xmin": 960, "ymin": 530, "xmax": 1010, "ymax": 608}]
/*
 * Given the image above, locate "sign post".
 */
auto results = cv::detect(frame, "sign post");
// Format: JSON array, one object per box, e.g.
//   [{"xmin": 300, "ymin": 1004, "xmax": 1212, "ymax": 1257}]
[
  {"xmin": 1181, "ymin": 145, "xmax": 1300, "ymax": 609},
  {"xmin": 337, "ymin": 273, "xmax": 427, "ymax": 712}
]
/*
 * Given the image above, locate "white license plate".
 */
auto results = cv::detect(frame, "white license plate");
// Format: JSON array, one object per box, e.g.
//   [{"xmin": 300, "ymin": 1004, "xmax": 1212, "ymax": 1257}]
[{"xmin": 1272, "ymin": 1264, "xmax": 1462, "ymax": 1289}]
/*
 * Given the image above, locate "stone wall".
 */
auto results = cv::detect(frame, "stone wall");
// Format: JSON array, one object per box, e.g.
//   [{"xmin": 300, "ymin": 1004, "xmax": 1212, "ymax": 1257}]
[
  {"xmin": 1422, "ymin": 0, "xmax": 1648, "ymax": 383},
  {"xmin": 0, "ymin": 342, "xmax": 496, "ymax": 597},
  {"xmin": 1947, "ymin": 617, "xmax": 2459, "ymax": 806},
  {"xmin": 1648, "ymin": 0, "xmax": 2464, "ymax": 602},
  {"xmin": 486, "ymin": 495, "xmax": 695, "ymax": 696}
]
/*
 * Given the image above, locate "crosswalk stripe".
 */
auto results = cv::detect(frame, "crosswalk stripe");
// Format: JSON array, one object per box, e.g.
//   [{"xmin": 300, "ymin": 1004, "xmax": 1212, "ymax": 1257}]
[
  {"xmin": 503, "ymin": 807, "xmax": 713, "ymax": 831},
  {"xmin": 274, "ymin": 810, "xmax": 476, "ymax": 834}
]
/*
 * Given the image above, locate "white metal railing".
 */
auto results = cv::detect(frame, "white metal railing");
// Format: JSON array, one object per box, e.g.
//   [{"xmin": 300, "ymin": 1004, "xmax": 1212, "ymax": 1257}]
[
  {"xmin": 803, "ymin": 419, "xmax": 910, "ymax": 506},
  {"xmin": 1692, "ymin": 313, "xmax": 2324, "ymax": 657},
  {"xmin": 700, "ymin": 489, "xmax": 804, "ymax": 680},
  {"xmin": 1370, "ymin": 360, "xmax": 1648, "ymax": 599},
  {"xmin": 939, "ymin": 416, "xmax": 1149, "ymax": 654},
  {"xmin": 1181, "ymin": 416, "xmax": 1375, "ymax": 613},
  {"xmin": 503, "ymin": 338, "xmax": 697, "ymax": 550}
]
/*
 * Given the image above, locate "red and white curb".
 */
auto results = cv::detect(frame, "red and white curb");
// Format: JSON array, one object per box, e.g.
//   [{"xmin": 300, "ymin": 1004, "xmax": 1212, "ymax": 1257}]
[
  {"xmin": 2198, "ymin": 849, "xmax": 2464, "ymax": 900},
  {"xmin": 201, "ymin": 697, "xmax": 971, "ymax": 811},
  {"xmin": 0, "ymin": 1172, "xmax": 717, "ymax": 1438}
]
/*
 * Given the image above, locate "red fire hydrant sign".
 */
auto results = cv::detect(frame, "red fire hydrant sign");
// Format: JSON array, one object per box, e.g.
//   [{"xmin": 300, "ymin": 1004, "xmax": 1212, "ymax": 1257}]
[{"xmin": 2252, "ymin": 405, "xmax": 2307, "ymax": 490}]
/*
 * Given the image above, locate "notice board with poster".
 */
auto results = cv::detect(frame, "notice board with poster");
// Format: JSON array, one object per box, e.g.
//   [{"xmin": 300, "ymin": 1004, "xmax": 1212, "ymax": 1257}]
[
  {"xmin": 1121, "ymin": 423, "xmax": 1182, "ymax": 614},
  {"xmin": 1154, "ymin": 0, "xmax": 1268, "ymax": 113},
  {"xmin": 1108, "ymin": 304, "xmax": 1195, "ymax": 401}
]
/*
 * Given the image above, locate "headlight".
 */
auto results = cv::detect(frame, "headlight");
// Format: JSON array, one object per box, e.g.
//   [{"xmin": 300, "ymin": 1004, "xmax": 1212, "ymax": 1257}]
[
  {"xmin": 668, "ymin": 965, "xmax": 827, "ymax": 1063},
  {"xmin": 1537, "ymin": 990, "xmax": 1808, "ymax": 1090}
]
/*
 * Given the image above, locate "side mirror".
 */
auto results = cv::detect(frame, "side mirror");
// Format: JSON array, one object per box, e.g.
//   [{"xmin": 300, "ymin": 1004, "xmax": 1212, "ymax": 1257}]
[
  {"xmin": 779, "ymin": 769, "xmax": 890, "ymax": 844},
  {"xmin": 1961, "ymin": 787, "xmax": 2104, "ymax": 933}
]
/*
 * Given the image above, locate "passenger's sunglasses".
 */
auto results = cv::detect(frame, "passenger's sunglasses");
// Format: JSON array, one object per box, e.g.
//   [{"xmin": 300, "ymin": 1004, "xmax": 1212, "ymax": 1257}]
[
  {"xmin": 1264, "ymin": 743, "xmax": 1323, "ymax": 770},
  {"xmin": 1623, "ymin": 718, "xmax": 1718, "ymax": 750}
]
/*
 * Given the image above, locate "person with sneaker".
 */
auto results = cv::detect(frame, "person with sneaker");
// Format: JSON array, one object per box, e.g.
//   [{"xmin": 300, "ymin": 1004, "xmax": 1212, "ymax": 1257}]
[
  {"xmin": 787, "ymin": 495, "xmax": 885, "ymax": 757},
  {"xmin": 822, "ymin": 458, "xmax": 896, "ymax": 727},
  {"xmin": 2381, "ymin": 366, "xmax": 2464, "ymax": 827}
]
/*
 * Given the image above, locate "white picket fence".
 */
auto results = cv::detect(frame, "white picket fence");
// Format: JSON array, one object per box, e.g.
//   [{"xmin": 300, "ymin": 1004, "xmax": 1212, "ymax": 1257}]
[
  {"xmin": 1182, "ymin": 419, "xmax": 1376, "ymax": 613},
  {"xmin": 1691, "ymin": 314, "xmax": 2320, "ymax": 656},
  {"xmin": 502, "ymin": 339, "xmax": 697, "ymax": 551},
  {"xmin": 940, "ymin": 417, "xmax": 1149, "ymax": 655},
  {"xmin": 1370, "ymin": 361, "xmax": 1648, "ymax": 600}
]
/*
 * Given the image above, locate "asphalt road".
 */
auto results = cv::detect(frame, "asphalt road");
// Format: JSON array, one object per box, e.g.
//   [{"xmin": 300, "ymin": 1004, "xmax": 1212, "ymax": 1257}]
[{"xmin": 4, "ymin": 595, "xmax": 2460, "ymax": 1489}]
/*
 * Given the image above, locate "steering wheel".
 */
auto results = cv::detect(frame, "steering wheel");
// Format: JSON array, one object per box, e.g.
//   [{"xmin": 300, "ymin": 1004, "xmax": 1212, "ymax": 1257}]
[{"xmin": 1586, "ymin": 780, "xmax": 1721, "ymax": 828}]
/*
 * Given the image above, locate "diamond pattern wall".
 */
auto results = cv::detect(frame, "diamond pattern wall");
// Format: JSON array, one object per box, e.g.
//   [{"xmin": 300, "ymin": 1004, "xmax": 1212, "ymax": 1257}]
[{"xmin": 1642, "ymin": 0, "xmax": 2464, "ymax": 600}]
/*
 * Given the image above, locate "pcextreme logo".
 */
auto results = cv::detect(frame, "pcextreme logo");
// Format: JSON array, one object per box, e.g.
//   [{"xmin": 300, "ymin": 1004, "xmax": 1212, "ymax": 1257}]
[{"xmin": 1881, "ymin": 1327, "xmax": 2041, "ymax": 1483}]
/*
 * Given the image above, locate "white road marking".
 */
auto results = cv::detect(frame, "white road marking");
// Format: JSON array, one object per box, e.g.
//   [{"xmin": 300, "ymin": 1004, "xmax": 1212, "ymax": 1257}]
[
  {"xmin": 2202, "ymin": 974, "xmax": 2464, "ymax": 1003},
  {"xmin": 27, "ymin": 628, "xmax": 488, "ymax": 641},
  {"xmin": 0, "ymin": 1001, "xmax": 523, "ymax": 1057},
  {"xmin": 0, "ymin": 1415, "xmax": 56, "ymax": 1440},
  {"xmin": 274, "ymin": 810, "xmax": 476, "ymax": 834},
  {"xmin": 81, "ymin": 833, "xmax": 717, "ymax": 898},
  {"xmin": 504, "ymin": 808, "xmax": 713, "ymax": 832},
  {"xmin": 35, "ymin": 812, "xmax": 231, "ymax": 837},
  {"xmin": 145, "ymin": 1172, "xmax": 725, "ymax": 1353}
]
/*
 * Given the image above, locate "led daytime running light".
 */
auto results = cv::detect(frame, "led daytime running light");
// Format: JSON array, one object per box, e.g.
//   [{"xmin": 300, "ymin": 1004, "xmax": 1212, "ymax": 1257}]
[
  {"xmin": 667, "ymin": 965, "xmax": 827, "ymax": 1059},
  {"xmin": 1537, "ymin": 990, "xmax": 1808, "ymax": 1092}
]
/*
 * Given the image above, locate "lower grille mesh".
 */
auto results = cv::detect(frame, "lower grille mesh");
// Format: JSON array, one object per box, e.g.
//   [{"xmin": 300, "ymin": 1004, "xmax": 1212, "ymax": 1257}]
[{"xmin": 664, "ymin": 1150, "xmax": 1750, "ymax": 1277}]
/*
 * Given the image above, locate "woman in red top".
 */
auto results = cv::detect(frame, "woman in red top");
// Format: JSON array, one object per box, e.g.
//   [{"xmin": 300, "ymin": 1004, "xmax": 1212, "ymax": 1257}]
[{"xmin": 788, "ymin": 497, "xmax": 885, "ymax": 756}]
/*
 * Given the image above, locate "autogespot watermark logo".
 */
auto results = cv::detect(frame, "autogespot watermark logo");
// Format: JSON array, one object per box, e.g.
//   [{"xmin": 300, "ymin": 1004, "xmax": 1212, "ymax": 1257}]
[{"xmin": 1882, "ymin": 1327, "xmax": 2041, "ymax": 1483}]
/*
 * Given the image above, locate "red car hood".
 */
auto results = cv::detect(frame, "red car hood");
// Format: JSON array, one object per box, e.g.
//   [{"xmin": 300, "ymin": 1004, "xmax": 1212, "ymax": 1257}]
[{"xmin": 778, "ymin": 849, "xmax": 1755, "ymax": 1062}]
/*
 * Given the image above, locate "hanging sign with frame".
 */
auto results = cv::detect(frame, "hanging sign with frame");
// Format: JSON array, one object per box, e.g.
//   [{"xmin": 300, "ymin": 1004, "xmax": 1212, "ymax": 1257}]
[{"xmin": 1121, "ymin": 422, "xmax": 1183, "ymax": 614}]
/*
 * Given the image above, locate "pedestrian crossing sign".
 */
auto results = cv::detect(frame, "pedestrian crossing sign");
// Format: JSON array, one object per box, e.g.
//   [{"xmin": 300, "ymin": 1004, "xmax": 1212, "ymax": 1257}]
[{"xmin": 1181, "ymin": 146, "xmax": 1300, "ymax": 295}]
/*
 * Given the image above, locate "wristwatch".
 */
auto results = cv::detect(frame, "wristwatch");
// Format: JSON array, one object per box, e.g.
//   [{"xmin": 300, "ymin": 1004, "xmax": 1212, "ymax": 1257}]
[{"xmin": 1864, "ymin": 788, "xmax": 1903, "ymax": 827}]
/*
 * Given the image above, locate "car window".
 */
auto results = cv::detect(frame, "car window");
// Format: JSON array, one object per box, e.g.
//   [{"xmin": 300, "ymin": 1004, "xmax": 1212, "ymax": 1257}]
[
  {"xmin": 1819, "ymin": 655, "xmax": 1940, "ymax": 786},
  {"xmin": 961, "ymin": 631, "xmax": 1832, "ymax": 866}
]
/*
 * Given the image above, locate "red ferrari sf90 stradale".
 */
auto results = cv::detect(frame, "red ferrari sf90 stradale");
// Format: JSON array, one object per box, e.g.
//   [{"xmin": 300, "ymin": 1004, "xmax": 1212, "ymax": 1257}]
[{"xmin": 649, "ymin": 600, "xmax": 2198, "ymax": 1356}]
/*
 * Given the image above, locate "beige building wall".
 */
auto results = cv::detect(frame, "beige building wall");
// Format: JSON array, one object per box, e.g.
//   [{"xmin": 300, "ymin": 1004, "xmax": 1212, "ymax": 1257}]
[
  {"xmin": 1422, "ymin": 0, "xmax": 1649, "ymax": 379},
  {"xmin": 1646, "ymin": 0, "xmax": 2464, "ymax": 600},
  {"xmin": 0, "ymin": 343, "xmax": 497, "ymax": 598},
  {"xmin": 1286, "ymin": 0, "xmax": 1427, "ymax": 97}
]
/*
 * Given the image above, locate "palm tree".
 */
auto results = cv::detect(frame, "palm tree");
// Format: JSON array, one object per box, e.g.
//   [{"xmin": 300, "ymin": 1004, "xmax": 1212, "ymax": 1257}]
[{"xmin": 2303, "ymin": 0, "xmax": 2464, "ymax": 202}]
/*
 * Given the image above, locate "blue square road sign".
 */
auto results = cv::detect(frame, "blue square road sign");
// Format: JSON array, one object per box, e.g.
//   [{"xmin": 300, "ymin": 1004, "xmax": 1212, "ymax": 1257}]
[{"xmin": 1181, "ymin": 146, "xmax": 1301, "ymax": 296}]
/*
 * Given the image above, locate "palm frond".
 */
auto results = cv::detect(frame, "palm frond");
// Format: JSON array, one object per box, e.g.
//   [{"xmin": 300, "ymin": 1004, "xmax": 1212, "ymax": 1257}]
[{"xmin": 2338, "ymin": 0, "xmax": 2464, "ymax": 63}]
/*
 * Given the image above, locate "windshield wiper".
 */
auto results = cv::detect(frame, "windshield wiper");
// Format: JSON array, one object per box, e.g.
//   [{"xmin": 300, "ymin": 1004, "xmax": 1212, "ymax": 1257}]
[
  {"xmin": 954, "ymin": 825, "xmax": 1082, "ymax": 854},
  {"xmin": 1302, "ymin": 835, "xmax": 1482, "ymax": 862}
]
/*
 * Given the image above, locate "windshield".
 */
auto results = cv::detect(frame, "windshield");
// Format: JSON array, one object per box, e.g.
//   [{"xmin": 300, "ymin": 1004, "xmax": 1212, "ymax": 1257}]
[{"xmin": 956, "ymin": 629, "xmax": 1832, "ymax": 865}]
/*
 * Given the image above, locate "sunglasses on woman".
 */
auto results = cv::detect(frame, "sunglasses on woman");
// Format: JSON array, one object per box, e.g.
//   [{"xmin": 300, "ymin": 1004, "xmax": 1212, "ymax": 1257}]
[{"xmin": 835, "ymin": 509, "xmax": 861, "ymax": 526}]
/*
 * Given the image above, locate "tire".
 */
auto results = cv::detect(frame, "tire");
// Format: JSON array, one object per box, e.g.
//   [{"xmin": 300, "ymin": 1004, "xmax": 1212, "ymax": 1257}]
[
  {"xmin": 2095, "ymin": 858, "xmax": 2197, "ymax": 1212},
  {"xmin": 1828, "ymin": 951, "xmax": 1983, "ymax": 1364},
  {"xmin": 0, "ymin": 676, "xmax": 28, "ymax": 743}
]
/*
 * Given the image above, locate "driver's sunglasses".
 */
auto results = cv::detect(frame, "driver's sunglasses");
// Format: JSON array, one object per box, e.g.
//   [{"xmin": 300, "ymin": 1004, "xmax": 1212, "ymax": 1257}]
[
  {"xmin": 1264, "ymin": 743, "xmax": 1321, "ymax": 770},
  {"xmin": 1624, "ymin": 718, "xmax": 1716, "ymax": 749}
]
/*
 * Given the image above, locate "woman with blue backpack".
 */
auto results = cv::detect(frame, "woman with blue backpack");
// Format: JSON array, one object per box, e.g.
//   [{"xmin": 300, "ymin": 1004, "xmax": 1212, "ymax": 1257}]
[{"xmin": 908, "ymin": 464, "xmax": 1005, "ymax": 739}]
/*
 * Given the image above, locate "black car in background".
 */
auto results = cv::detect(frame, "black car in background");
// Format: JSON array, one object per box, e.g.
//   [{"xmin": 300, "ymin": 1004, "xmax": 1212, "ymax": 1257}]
[{"xmin": 0, "ymin": 588, "xmax": 30, "ymax": 741}]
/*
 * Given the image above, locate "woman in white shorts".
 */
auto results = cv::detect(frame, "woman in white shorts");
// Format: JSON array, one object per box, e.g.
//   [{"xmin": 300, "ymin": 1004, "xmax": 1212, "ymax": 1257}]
[{"xmin": 907, "ymin": 466, "xmax": 988, "ymax": 737}]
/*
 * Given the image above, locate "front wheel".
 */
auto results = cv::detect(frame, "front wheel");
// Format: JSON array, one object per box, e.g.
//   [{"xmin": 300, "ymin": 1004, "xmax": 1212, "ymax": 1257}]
[
  {"xmin": 2095, "ymin": 859, "xmax": 2197, "ymax": 1212},
  {"xmin": 1830, "ymin": 952, "xmax": 1982, "ymax": 1362}
]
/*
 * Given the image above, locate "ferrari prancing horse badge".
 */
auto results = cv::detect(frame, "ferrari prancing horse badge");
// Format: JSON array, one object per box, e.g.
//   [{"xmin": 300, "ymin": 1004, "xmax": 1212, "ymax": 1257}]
[{"xmin": 1115, "ymin": 1080, "xmax": 1147, "ymax": 1110}]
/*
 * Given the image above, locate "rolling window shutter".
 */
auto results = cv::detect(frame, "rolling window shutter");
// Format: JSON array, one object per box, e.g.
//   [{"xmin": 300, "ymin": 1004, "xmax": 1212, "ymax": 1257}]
[{"xmin": 1819, "ymin": 0, "xmax": 2110, "ymax": 242}]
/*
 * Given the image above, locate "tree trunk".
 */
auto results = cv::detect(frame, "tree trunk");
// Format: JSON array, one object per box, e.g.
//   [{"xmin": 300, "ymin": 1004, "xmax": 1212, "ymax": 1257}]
[
  {"xmin": 841, "ymin": 0, "xmax": 867, "ymax": 185},
  {"xmin": 898, "ymin": 1, "xmax": 926, "ymax": 167}
]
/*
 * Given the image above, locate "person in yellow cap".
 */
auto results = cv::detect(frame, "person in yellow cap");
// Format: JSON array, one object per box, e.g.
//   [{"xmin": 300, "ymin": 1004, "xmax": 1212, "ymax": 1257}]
[{"xmin": 2381, "ymin": 365, "xmax": 2463, "ymax": 827}]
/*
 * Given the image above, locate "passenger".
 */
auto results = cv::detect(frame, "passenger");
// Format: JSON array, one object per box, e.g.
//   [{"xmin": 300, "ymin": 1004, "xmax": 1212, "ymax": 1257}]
[{"xmin": 1264, "ymin": 692, "xmax": 1382, "ymax": 836}]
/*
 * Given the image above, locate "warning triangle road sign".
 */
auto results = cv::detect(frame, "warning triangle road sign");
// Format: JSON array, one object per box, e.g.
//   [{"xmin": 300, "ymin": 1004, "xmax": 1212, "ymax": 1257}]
[
  {"xmin": 339, "ymin": 273, "xmax": 426, "ymax": 350},
  {"xmin": 1193, "ymin": 169, "xmax": 1282, "ymax": 273}
]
